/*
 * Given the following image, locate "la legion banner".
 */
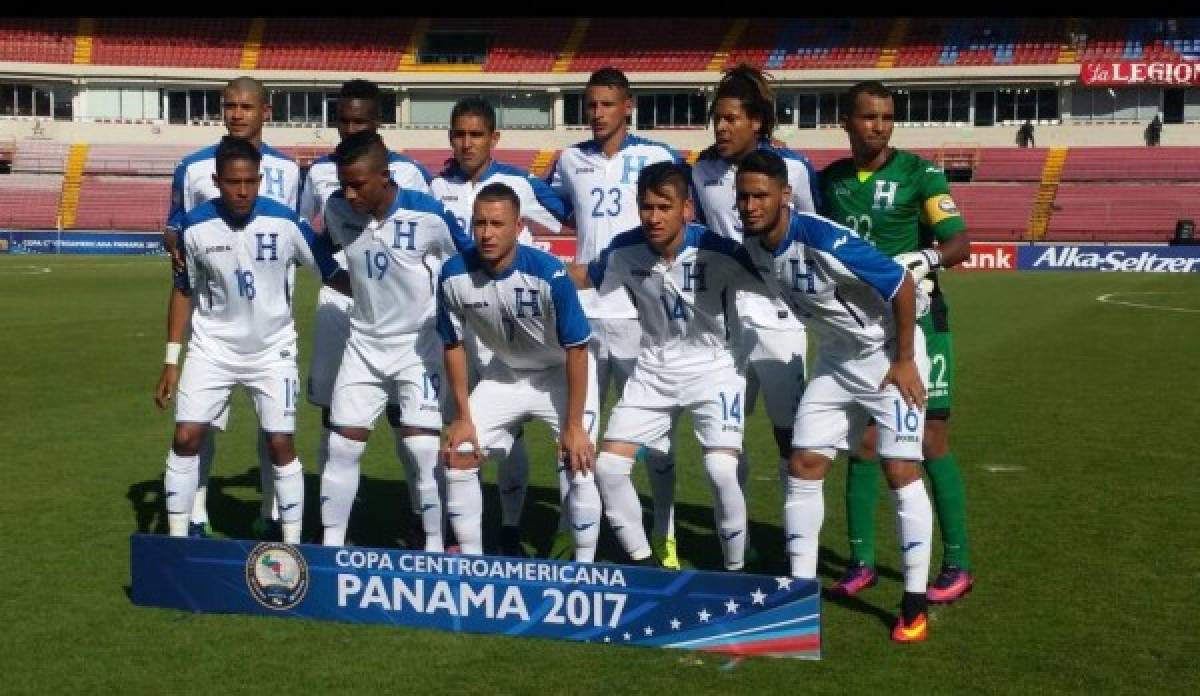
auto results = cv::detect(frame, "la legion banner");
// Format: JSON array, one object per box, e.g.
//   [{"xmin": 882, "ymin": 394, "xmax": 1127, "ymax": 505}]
[{"xmin": 130, "ymin": 534, "xmax": 821, "ymax": 659}]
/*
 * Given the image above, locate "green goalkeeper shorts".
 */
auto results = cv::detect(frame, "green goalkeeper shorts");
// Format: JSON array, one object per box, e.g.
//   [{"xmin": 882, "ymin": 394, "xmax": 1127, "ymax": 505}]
[{"xmin": 919, "ymin": 296, "xmax": 954, "ymax": 419}]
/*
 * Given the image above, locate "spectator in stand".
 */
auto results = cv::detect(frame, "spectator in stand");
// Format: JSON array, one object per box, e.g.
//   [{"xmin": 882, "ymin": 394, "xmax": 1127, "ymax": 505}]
[
  {"xmin": 1146, "ymin": 115, "xmax": 1163, "ymax": 147},
  {"xmin": 1017, "ymin": 120, "xmax": 1035, "ymax": 148}
]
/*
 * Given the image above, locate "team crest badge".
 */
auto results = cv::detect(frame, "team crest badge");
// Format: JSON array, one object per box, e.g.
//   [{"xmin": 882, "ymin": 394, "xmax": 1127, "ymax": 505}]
[{"xmin": 246, "ymin": 542, "xmax": 309, "ymax": 610}]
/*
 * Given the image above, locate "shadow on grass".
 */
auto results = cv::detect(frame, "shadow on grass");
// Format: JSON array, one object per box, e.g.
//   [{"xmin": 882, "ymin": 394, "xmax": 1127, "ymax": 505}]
[{"xmin": 126, "ymin": 466, "xmax": 903, "ymax": 625}]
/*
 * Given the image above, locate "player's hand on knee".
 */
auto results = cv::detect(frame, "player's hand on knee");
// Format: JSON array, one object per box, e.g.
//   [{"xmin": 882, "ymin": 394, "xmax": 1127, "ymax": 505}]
[
  {"xmin": 881, "ymin": 359, "xmax": 927, "ymax": 409},
  {"xmin": 443, "ymin": 419, "xmax": 482, "ymax": 467},
  {"xmin": 155, "ymin": 364, "xmax": 179, "ymax": 410},
  {"xmin": 559, "ymin": 423, "xmax": 595, "ymax": 473}
]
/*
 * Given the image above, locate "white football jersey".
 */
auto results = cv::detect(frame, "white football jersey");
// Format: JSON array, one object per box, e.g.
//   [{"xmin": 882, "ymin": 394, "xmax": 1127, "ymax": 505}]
[
  {"xmin": 744, "ymin": 210, "xmax": 921, "ymax": 358},
  {"xmin": 587, "ymin": 223, "xmax": 764, "ymax": 371},
  {"xmin": 549, "ymin": 134, "xmax": 683, "ymax": 319},
  {"xmin": 298, "ymin": 151, "xmax": 432, "ymax": 230},
  {"xmin": 432, "ymin": 160, "xmax": 568, "ymax": 246},
  {"xmin": 323, "ymin": 188, "xmax": 473, "ymax": 344},
  {"xmin": 692, "ymin": 140, "xmax": 822, "ymax": 331},
  {"xmin": 437, "ymin": 244, "xmax": 591, "ymax": 372},
  {"xmin": 176, "ymin": 197, "xmax": 340, "ymax": 369},
  {"xmin": 168, "ymin": 142, "xmax": 301, "ymax": 231}
]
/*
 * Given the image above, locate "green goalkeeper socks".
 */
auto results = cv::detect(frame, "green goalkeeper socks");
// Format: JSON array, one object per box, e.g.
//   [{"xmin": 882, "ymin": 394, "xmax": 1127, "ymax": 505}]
[
  {"xmin": 924, "ymin": 453, "xmax": 971, "ymax": 570},
  {"xmin": 845, "ymin": 457, "xmax": 881, "ymax": 566}
]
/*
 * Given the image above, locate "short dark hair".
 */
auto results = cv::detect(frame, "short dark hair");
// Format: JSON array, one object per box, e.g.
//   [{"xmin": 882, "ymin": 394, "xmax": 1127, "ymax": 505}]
[
  {"xmin": 333, "ymin": 130, "xmax": 386, "ymax": 170},
  {"xmin": 339, "ymin": 79, "xmax": 382, "ymax": 117},
  {"xmin": 636, "ymin": 161, "xmax": 690, "ymax": 202},
  {"xmin": 450, "ymin": 96, "xmax": 496, "ymax": 132},
  {"xmin": 586, "ymin": 67, "xmax": 631, "ymax": 98},
  {"xmin": 474, "ymin": 182, "xmax": 520, "ymax": 213},
  {"xmin": 224, "ymin": 76, "xmax": 268, "ymax": 105},
  {"xmin": 737, "ymin": 150, "xmax": 789, "ymax": 186},
  {"xmin": 214, "ymin": 135, "xmax": 261, "ymax": 177},
  {"xmin": 711, "ymin": 64, "xmax": 776, "ymax": 138},
  {"xmin": 841, "ymin": 81, "xmax": 893, "ymax": 117}
]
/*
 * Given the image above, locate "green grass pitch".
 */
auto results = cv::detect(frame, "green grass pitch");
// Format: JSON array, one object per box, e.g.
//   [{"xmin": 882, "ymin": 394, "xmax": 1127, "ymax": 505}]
[{"xmin": 1, "ymin": 255, "xmax": 1197, "ymax": 693}]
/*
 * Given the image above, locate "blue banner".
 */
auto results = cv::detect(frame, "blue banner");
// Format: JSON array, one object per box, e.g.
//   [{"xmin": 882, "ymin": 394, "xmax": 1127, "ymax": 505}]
[
  {"xmin": 130, "ymin": 534, "xmax": 821, "ymax": 659},
  {"xmin": 1017, "ymin": 245, "xmax": 1200, "ymax": 272},
  {"xmin": 1, "ymin": 231, "xmax": 164, "ymax": 255}
]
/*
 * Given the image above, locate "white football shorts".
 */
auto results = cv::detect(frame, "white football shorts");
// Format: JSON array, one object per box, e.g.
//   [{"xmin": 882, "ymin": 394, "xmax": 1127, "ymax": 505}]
[
  {"xmin": 176, "ymin": 352, "xmax": 300, "ymax": 434},
  {"xmin": 329, "ymin": 326, "xmax": 444, "ymax": 431}
]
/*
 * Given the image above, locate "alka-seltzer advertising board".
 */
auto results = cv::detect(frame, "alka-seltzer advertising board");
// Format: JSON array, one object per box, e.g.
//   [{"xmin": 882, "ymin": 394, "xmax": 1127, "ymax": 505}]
[{"xmin": 130, "ymin": 534, "xmax": 820, "ymax": 659}]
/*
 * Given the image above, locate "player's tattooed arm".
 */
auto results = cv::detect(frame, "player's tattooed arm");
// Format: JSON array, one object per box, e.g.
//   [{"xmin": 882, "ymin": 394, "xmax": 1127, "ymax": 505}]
[
  {"xmin": 559, "ymin": 344, "xmax": 596, "ymax": 473},
  {"xmin": 879, "ymin": 274, "xmax": 927, "ymax": 409},
  {"xmin": 155, "ymin": 288, "xmax": 192, "ymax": 410},
  {"xmin": 441, "ymin": 341, "xmax": 482, "ymax": 465}
]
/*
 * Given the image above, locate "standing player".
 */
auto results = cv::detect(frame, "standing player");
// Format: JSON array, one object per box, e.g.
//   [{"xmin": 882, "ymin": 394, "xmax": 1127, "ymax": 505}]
[
  {"xmin": 549, "ymin": 67, "xmax": 685, "ymax": 569},
  {"xmin": 154, "ymin": 136, "xmax": 346, "ymax": 544},
  {"xmin": 691, "ymin": 65, "xmax": 820, "ymax": 539},
  {"xmin": 820, "ymin": 81, "xmax": 973, "ymax": 603},
  {"xmin": 164, "ymin": 76, "xmax": 302, "ymax": 539},
  {"xmin": 298, "ymin": 79, "xmax": 438, "ymax": 550},
  {"xmin": 431, "ymin": 97, "xmax": 570, "ymax": 556},
  {"xmin": 437, "ymin": 183, "xmax": 600, "ymax": 560},
  {"xmin": 735, "ymin": 149, "xmax": 934, "ymax": 642},
  {"xmin": 567, "ymin": 162, "xmax": 762, "ymax": 572},
  {"xmin": 318, "ymin": 132, "xmax": 473, "ymax": 552}
]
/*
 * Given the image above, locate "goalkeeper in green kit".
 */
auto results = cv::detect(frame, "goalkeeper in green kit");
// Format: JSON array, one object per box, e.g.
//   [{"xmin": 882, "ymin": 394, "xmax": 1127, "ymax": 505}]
[{"xmin": 819, "ymin": 81, "xmax": 973, "ymax": 603}]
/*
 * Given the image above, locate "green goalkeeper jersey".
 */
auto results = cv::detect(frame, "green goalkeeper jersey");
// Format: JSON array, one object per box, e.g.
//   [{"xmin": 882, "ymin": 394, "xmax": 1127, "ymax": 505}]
[{"xmin": 819, "ymin": 149, "xmax": 966, "ymax": 256}]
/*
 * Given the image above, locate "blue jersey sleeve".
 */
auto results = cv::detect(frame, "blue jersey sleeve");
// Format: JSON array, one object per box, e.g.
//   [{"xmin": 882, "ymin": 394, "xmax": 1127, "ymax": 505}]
[
  {"xmin": 549, "ymin": 267, "xmax": 592, "ymax": 348},
  {"xmin": 804, "ymin": 215, "xmax": 904, "ymax": 299},
  {"xmin": 167, "ymin": 162, "xmax": 186, "ymax": 231},
  {"xmin": 547, "ymin": 155, "xmax": 575, "ymax": 220},
  {"xmin": 435, "ymin": 273, "xmax": 462, "ymax": 346},
  {"xmin": 527, "ymin": 173, "xmax": 570, "ymax": 223},
  {"xmin": 299, "ymin": 219, "xmax": 341, "ymax": 280}
]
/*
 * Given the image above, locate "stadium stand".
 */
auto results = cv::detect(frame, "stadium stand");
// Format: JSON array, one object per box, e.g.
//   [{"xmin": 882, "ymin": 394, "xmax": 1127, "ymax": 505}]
[
  {"xmin": 972, "ymin": 148, "xmax": 1049, "ymax": 182},
  {"xmin": 0, "ymin": 173, "xmax": 62, "ymax": 228},
  {"xmin": 950, "ymin": 183, "xmax": 1038, "ymax": 240},
  {"xmin": 1059, "ymin": 147, "xmax": 1200, "ymax": 181},
  {"xmin": 83, "ymin": 144, "xmax": 192, "ymax": 177},
  {"xmin": 72, "ymin": 175, "xmax": 170, "ymax": 231},
  {"xmin": 12, "ymin": 141, "xmax": 68, "ymax": 174},
  {"xmin": 565, "ymin": 19, "xmax": 734, "ymax": 72},
  {"xmin": 484, "ymin": 18, "xmax": 574, "ymax": 72},
  {"xmin": 1044, "ymin": 183, "xmax": 1200, "ymax": 241},
  {"xmin": 256, "ymin": 18, "xmax": 414, "ymax": 72},
  {"xmin": 91, "ymin": 18, "xmax": 246, "ymax": 69},
  {"xmin": 0, "ymin": 18, "xmax": 74, "ymax": 64}
]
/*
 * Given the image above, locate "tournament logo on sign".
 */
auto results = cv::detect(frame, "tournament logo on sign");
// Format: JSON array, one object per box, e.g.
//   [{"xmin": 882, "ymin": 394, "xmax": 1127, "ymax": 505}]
[{"xmin": 245, "ymin": 543, "xmax": 309, "ymax": 610}]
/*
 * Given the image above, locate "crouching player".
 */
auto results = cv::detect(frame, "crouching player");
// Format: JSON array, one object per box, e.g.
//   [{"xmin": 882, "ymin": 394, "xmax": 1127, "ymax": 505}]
[
  {"xmin": 734, "ymin": 150, "xmax": 934, "ymax": 642},
  {"xmin": 154, "ymin": 136, "xmax": 348, "ymax": 543},
  {"xmin": 437, "ymin": 183, "xmax": 601, "ymax": 561},
  {"xmin": 566, "ymin": 162, "xmax": 764, "ymax": 571}
]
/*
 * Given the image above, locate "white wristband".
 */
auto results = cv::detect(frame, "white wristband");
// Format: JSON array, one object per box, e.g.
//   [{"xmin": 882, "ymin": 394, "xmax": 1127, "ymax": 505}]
[
  {"xmin": 165, "ymin": 342, "xmax": 182, "ymax": 365},
  {"xmin": 923, "ymin": 248, "xmax": 943, "ymax": 270}
]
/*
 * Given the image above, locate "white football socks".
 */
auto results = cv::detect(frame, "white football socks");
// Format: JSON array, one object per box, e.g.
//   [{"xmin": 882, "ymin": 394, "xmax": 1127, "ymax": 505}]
[
  {"xmin": 783, "ymin": 469, "xmax": 824, "ymax": 579},
  {"xmin": 272, "ymin": 457, "xmax": 305, "ymax": 543},
  {"xmin": 392, "ymin": 426, "xmax": 421, "ymax": 517},
  {"xmin": 319, "ymin": 432, "xmax": 366, "ymax": 546},
  {"xmin": 317, "ymin": 426, "xmax": 333, "ymax": 478},
  {"xmin": 445, "ymin": 466, "xmax": 483, "ymax": 554},
  {"xmin": 401, "ymin": 435, "xmax": 444, "ymax": 552},
  {"xmin": 189, "ymin": 430, "xmax": 215, "ymax": 525},
  {"xmin": 257, "ymin": 431, "xmax": 279, "ymax": 522},
  {"xmin": 704, "ymin": 452, "xmax": 747, "ymax": 570},
  {"xmin": 164, "ymin": 449, "xmax": 200, "ymax": 537},
  {"xmin": 566, "ymin": 469, "xmax": 602, "ymax": 562},
  {"xmin": 595, "ymin": 452, "xmax": 650, "ymax": 561},
  {"xmin": 892, "ymin": 478, "xmax": 934, "ymax": 594},
  {"xmin": 646, "ymin": 449, "xmax": 676, "ymax": 539},
  {"xmin": 498, "ymin": 438, "xmax": 530, "ymax": 528}
]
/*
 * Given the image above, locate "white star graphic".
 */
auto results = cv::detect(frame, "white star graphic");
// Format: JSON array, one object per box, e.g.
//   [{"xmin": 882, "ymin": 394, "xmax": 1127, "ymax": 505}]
[
  {"xmin": 644, "ymin": 626, "xmax": 654, "ymax": 636},
  {"xmin": 698, "ymin": 608, "xmax": 711, "ymax": 622},
  {"xmin": 670, "ymin": 618, "xmax": 682, "ymax": 630},
  {"xmin": 623, "ymin": 632, "xmax": 631, "ymax": 641},
  {"xmin": 603, "ymin": 636, "xmax": 611, "ymax": 643},
  {"xmin": 725, "ymin": 598, "xmax": 739, "ymax": 614},
  {"xmin": 776, "ymin": 576, "xmax": 793, "ymax": 590},
  {"xmin": 750, "ymin": 588, "xmax": 767, "ymax": 605}
]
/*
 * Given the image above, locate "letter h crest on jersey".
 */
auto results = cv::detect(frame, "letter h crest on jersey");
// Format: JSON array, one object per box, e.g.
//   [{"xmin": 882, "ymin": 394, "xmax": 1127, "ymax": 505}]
[
  {"xmin": 392, "ymin": 220, "xmax": 418, "ymax": 250},
  {"xmin": 513, "ymin": 288, "xmax": 541, "ymax": 318},
  {"xmin": 255, "ymin": 233, "xmax": 279, "ymax": 261},
  {"xmin": 872, "ymin": 180, "xmax": 898, "ymax": 210}
]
